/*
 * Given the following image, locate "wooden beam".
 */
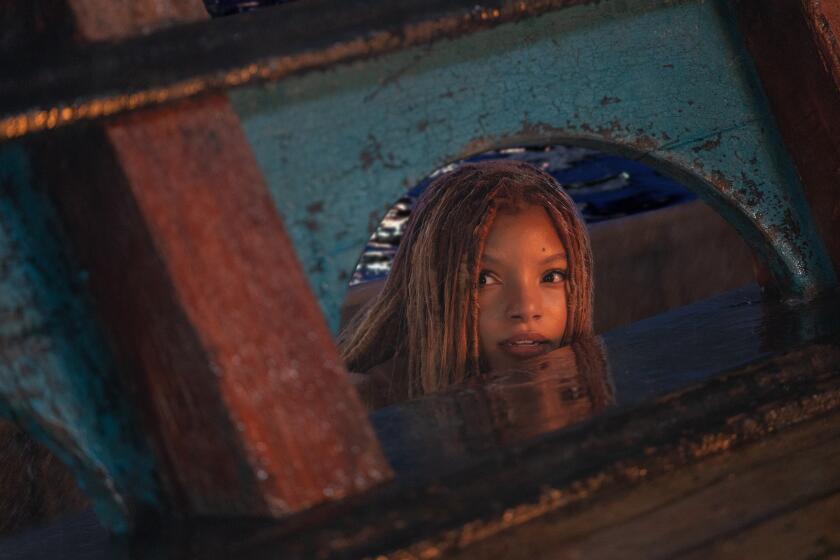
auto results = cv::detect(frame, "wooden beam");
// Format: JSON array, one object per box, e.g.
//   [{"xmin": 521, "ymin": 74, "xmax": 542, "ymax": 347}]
[
  {"xmin": 26, "ymin": 0, "xmax": 391, "ymax": 519},
  {"xmin": 40, "ymin": 95, "xmax": 391, "ymax": 516}
]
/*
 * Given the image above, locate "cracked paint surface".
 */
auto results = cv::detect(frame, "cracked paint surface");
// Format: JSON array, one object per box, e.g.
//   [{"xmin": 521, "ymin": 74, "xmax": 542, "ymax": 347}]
[{"xmin": 232, "ymin": 0, "xmax": 835, "ymax": 330}]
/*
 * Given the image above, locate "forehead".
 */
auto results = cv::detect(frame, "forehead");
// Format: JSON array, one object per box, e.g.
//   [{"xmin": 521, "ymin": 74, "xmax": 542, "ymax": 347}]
[{"xmin": 484, "ymin": 204, "xmax": 565, "ymax": 254}]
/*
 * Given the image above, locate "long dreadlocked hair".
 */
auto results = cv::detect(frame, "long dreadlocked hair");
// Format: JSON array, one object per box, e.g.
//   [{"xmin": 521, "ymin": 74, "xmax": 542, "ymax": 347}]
[{"xmin": 339, "ymin": 160, "xmax": 594, "ymax": 399}]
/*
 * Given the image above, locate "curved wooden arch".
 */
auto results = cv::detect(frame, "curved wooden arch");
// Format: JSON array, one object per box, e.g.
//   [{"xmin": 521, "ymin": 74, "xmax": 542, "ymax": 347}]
[
  {"xmin": 456, "ymin": 132, "xmax": 826, "ymax": 303},
  {"xmin": 232, "ymin": 0, "xmax": 835, "ymax": 329}
]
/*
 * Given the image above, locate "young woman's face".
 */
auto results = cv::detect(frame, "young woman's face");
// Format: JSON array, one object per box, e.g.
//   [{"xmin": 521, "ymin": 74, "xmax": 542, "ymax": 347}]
[{"xmin": 478, "ymin": 204, "xmax": 568, "ymax": 372}]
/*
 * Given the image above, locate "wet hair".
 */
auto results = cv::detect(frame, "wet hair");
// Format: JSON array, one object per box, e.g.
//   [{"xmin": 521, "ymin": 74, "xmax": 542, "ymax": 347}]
[{"xmin": 339, "ymin": 160, "xmax": 593, "ymax": 398}]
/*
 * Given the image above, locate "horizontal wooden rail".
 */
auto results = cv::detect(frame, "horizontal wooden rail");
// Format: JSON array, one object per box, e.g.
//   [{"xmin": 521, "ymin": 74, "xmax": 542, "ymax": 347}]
[{"xmin": 0, "ymin": 0, "xmax": 596, "ymax": 142}]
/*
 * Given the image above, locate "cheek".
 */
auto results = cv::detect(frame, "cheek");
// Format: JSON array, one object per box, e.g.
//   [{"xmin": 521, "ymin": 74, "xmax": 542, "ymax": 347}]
[
  {"xmin": 549, "ymin": 287, "xmax": 569, "ymax": 333},
  {"xmin": 531, "ymin": 285, "xmax": 569, "ymax": 339},
  {"xmin": 477, "ymin": 292, "xmax": 500, "ymax": 349}
]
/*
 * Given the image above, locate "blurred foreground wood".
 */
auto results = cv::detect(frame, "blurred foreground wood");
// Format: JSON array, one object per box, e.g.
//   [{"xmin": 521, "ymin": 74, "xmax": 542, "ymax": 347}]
[
  {"xmin": 451, "ymin": 409, "xmax": 840, "ymax": 559},
  {"xmin": 0, "ymin": 421, "xmax": 86, "ymax": 535},
  {"xmin": 1, "ymin": 287, "xmax": 838, "ymax": 558},
  {"xmin": 1, "ymin": 0, "xmax": 391, "ymax": 530}
]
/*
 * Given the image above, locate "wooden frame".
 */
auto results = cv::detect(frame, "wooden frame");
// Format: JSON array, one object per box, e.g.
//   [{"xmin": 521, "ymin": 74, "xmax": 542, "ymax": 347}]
[{"xmin": 0, "ymin": 0, "xmax": 838, "ymax": 552}]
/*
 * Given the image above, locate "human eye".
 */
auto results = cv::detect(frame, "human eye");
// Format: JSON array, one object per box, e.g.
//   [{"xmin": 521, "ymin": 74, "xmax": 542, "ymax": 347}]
[
  {"xmin": 478, "ymin": 270, "xmax": 500, "ymax": 286},
  {"xmin": 541, "ymin": 269, "xmax": 568, "ymax": 284}
]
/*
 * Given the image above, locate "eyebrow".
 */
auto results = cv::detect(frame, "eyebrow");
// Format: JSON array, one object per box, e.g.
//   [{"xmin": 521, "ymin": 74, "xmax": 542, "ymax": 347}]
[
  {"xmin": 481, "ymin": 252, "xmax": 568, "ymax": 266},
  {"xmin": 540, "ymin": 252, "xmax": 568, "ymax": 265}
]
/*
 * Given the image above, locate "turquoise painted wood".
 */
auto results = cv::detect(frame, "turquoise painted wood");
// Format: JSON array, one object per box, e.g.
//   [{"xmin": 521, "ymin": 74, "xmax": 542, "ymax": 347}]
[
  {"xmin": 0, "ymin": 144, "xmax": 160, "ymax": 532},
  {"xmin": 231, "ymin": 0, "xmax": 836, "ymax": 331}
]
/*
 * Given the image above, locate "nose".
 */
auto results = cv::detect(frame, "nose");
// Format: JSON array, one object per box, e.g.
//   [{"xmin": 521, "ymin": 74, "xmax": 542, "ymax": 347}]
[{"xmin": 506, "ymin": 279, "xmax": 542, "ymax": 321}]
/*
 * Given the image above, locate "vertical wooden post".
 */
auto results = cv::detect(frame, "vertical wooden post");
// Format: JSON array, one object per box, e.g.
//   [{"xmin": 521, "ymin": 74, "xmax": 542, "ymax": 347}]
[
  {"xmin": 736, "ymin": 0, "xmax": 840, "ymax": 278},
  {"xmin": 27, "ymin": 0, "xmax": 392, "ymax": 519}
]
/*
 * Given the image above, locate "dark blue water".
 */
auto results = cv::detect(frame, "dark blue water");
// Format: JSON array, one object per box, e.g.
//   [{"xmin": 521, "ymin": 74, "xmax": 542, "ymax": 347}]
[{"xmin": 351, "ymin": 146, "xmax": 696, "ymax": 284}]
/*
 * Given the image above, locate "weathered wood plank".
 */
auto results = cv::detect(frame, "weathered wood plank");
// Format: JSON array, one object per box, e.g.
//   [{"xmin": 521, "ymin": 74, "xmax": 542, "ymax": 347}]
[
  {"xmin": 144, "ymin": 319, "xmax": 840, "ymax": 557},
  {"xmin": 0, "ymin": 0, "xmax": 600, "ymax": 139},
  {"xmin": 32, "ymin": 97, "xmax": 393, "ymax": 518},
  {"xmin": 680, "ymin": 489, "xmax": 840, "ymax": 560},
  {"xmin": 589, "ymin": 200, "xmax": 755, "ymax": 332},
  {"xmin": 38, "ymin": 95, "xmax": 391, "ymax": 515},
  {"xmin": 449, "ymin": 411, "xmax": 840, "ymax": 560}
]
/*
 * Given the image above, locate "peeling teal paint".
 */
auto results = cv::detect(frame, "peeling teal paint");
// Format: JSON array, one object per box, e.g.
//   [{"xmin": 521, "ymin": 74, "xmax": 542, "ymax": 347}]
[
  {"xmin": 0, "ymin": 144, "xmax": 160, "ymax": 532},
  {"xmin": 232, "ymin": 0, "xmax": 835, "ymax": 331}
]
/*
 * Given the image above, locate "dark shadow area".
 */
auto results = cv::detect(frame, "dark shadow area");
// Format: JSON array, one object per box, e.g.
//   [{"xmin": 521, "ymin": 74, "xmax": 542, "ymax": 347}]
[
  {"xmin": 0, "ymin": 420, "xmax": 87, "ymax": 537},
  {"xmin": 204, "ymin": 0, "xmax": 294, "ymax": 17}
]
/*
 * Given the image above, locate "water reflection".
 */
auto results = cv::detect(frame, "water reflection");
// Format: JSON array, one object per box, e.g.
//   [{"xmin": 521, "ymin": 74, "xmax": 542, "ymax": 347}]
[
  {"xmin": 472, "ymin": 337, "xmax": 613, "ymax": 444},
  {"xmin": 371, "ymin": 337, "xmax": 614, "ymax": 478},
  {"xmin": 371, "ymin": 284, "xmax": 840, "ymax": 479}
]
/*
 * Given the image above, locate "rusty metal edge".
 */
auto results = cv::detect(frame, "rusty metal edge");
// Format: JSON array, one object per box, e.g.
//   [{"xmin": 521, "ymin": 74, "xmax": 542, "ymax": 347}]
[{"xmin": 0, "ymin": 0, "xmax": 599, "ymax": 142}]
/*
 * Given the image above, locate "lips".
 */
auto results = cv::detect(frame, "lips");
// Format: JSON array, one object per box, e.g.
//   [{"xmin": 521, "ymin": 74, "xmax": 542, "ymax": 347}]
[{"xmin": 498, "ymin": 332, "xmax": 552, "ymax": 358}]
